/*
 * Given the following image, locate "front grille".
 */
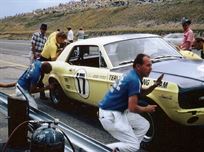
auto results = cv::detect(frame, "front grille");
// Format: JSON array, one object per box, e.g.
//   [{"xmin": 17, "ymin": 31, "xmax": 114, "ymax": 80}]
[{"xmin": 179, "ymin": 87, "xmax": 204, "ymax": 109}]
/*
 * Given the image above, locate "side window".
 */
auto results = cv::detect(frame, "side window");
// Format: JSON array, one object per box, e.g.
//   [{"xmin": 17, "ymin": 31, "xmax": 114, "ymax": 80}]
[{"xmin": 67, "ymin": 45, "xmax": 107, "ymax": 68}]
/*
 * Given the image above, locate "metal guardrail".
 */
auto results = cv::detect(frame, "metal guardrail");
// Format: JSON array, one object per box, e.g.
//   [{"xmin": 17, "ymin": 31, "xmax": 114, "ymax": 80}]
[{"xmin": 0, "ymin": 91, "xmax": 112, "ymax": 152}]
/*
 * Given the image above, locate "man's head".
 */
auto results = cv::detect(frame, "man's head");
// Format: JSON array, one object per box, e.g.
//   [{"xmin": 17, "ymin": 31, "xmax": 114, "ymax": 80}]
[
  {"xmin": 181, "ymin": 17, "xmax": 191, "ymax": 31},
  {"xmin": 133, "ymin": 54, "xmax": 152, "ymax": 78},
  {"xmin": 193, "ymin": 37, "xmax": 204, "ymax": 50},
  {"xmin": 41, "ymin": 62, "xmax": 52, "ymax": 74},
  {"xmin": 56, "ymin": 31, "xmax": 67, "ymax": 44},
  {"xmin": 67, "ymin": 26, "xmax": 71, "ymax": 31},
  {"xmin": 40, "ymin": 23, "xmax": 47, "ymax": 34}
]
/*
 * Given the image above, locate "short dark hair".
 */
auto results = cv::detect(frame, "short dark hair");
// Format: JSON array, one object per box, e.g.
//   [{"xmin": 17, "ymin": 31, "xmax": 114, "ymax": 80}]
[
  {"xmin": 133, "ymin": 53, "xmax": 150, "ymax": 68},
  {"xmin": 41, "ymin": 62, "xmax": 52, "ymax": 74},
  {"xmin": 195, "ymin": 37, "xmax": 204, "ymax": 43},
  {"xmin": 40, "ymin": 23, "xmax": 47, "ymax": 30},
  {"xmin": 67, "ymin": 26, "xmax": 71, "ymax": 30},
  {"xmin": 181, "ymin": 17, "xmax": 191, "ymax": 26},
  {"xmin": 56, "ymin": 31, "xmax": 67, "ymax": 39}
]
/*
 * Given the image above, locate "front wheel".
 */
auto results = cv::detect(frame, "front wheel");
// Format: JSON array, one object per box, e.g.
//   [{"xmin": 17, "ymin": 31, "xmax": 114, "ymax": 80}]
[{"xmin": 141, "ymin": 107, "xmax": 178, "ymax": 151}]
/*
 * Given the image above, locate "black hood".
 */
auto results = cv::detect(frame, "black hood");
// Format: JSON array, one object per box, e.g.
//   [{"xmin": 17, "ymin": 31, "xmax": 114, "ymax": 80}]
[{"xmin": 112, "ymin": 59, "xmax": 204, "ymax": 89}]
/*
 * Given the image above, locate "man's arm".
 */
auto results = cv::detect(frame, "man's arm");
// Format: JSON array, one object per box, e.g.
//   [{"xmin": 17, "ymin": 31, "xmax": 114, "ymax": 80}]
[
  {"xmin": 141, "ymin": 73, "xmax": 164, "ymax": 97},
  {"xmin": 180, "ymin": 41, "xmax": 191, "ymax": 50},
  {"xmin": 50, "ymin": 50, "xmax": 62, "ymax": 61},
  {"xmin": 0, "ymin": 82, "xmax": 16, "ymax": 88},
  {"xmin": 128, "ymin": 95, "xmax": 157, "ymax": 113},
  {"xmin": 29, "ymin": 84, "xmax": 51, "ymax": 94}
]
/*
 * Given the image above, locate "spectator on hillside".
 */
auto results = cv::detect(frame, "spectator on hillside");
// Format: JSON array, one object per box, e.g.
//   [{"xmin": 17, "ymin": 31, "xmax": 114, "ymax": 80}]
[
  {"xmin": 179, "ymin": 17, "xmax": 195, "ymax": 51},
  {"xmin": 30, "ymin": 23, "xmax": 48, "ymax": 63},
  {"xmin": 67, "ymin": 26, "xmax": 74, "ymax": 43},
  {"xmin": 40, "ymin": 31, "xmax": 67, "ymax": 61},
  {"xmin": 76, "ymin": 27, "xmax": 85, "ymax": 40}
]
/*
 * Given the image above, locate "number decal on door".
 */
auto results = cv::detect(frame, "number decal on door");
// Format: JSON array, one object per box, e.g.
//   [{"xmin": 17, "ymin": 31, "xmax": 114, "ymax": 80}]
[{"xmin": 75, "ymin": 69, "xmax": 89, "ymax": 98}]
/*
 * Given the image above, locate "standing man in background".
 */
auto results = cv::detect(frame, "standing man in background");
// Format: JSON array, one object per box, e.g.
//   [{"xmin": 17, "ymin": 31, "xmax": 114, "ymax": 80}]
[
  {"xmin": 30, "ymin": 23, "xmax": 48, "ymax": 63},
  {"xmin": 76, "ymin": 27, "xmax": 85, "ymax": 40},
  {"xmin": 67, "ymin": 26, "xmax": 74, "ymax": 43},
  {"xmin": 179, "ymin": 17, "xmax": 195, "ymax": 51}
]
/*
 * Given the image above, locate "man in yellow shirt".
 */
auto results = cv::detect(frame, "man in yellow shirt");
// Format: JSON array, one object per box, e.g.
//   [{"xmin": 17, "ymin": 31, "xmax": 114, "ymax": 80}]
[{"xmin": 40, "ymin": 31, "xmax": 67, "ymax": 61}]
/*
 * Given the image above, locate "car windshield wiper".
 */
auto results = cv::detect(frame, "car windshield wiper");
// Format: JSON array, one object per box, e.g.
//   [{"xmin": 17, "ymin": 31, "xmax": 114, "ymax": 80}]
[
  {"xmin": 153, "ymin": 55, "xmax": 182, "ymax": 60},
  {"xmin": 151, "ymin": 55, "xmax": 182, "ymax": 63},
  {"xmin": 119, "ymin": 60, "xmax": 134, "ymax": 65}
]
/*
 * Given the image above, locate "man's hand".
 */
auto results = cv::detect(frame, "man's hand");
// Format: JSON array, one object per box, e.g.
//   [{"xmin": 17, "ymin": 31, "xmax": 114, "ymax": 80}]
[
  {"xmin": 144, "ymin": 104, "xmax": 157, "ymax": 113},
  {"xmin": 45, "ymin": 84, "xmax": 54, "ymax": 90},
  {"xmin": 33, "ymin": 52, "xmax": 41, "ymax": 59},
  {"xmin": 154, "ymin": 73, "xmax": 164, "ymax": 87}
]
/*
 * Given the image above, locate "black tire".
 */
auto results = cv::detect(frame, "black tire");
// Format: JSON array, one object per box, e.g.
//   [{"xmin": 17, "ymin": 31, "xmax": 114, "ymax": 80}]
[
  {"xmin": 49, "ymin": 80, "xmax": 66, "ymax": 106},
  {"xmin": 140, "ymin": 102, "xmax": 178, "ymax": 151}
]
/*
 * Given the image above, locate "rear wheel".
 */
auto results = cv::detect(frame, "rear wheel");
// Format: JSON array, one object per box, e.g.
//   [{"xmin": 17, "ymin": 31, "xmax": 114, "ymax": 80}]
[{"xmin": 49, "ymin": 80, "xmax": 66, "ymax": 106}]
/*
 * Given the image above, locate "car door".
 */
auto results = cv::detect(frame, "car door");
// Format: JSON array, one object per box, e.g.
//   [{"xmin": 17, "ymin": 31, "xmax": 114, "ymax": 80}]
[{"xmin": 66, "ymin": 45, "xmax": 110, "ymax": 106}]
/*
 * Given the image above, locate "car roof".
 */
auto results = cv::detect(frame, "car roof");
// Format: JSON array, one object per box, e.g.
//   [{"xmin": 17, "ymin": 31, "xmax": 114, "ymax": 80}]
[
  {"xmin": 72, "ymin": 33, "xmax": 159, "ymax": 46},
  {"xmin": 163, "ymin": 33, "xmax": 183, "ymax": 38}
]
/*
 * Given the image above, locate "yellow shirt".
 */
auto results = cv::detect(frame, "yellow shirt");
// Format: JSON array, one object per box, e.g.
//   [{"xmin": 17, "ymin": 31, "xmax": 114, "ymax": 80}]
[{"xmin": 41, "ymin": 32, "xmax": 59, "ymax": 60}]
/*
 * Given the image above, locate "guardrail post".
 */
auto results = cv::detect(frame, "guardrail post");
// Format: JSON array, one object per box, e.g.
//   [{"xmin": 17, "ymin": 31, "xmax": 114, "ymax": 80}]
[{"xmin": 7, "ymin": 96, "xmax": 29, "ymax": 149}]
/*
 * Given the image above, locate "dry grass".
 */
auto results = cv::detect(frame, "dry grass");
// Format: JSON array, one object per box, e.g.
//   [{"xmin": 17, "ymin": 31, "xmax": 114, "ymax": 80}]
[{"xmin": 0, "ymin": 0, "xmax": 204, "ymax": 39}]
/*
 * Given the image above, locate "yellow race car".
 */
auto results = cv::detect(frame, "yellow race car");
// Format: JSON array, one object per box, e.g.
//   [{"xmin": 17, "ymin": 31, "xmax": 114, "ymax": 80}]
[{"xmin": 46, "ymin": 34, "xmax": 204, "ymax": 145}]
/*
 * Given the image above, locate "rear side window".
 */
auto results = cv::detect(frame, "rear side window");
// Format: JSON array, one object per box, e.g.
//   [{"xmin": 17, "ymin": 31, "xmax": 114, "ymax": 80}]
[{"xmin": 67, "ymin": 45, "xmax": 106, "ymax": 68}]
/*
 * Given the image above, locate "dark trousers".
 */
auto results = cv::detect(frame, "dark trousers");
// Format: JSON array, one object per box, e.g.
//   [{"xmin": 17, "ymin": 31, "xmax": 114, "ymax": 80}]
[
  {"xmin": 39, "ymin": 56, "xmax": 50, "ymax": 61},
  {"xmin": 37, "ymin": 75, "xmax": 46, "ymax": 98},
  {"xmin": 201, "ymin": 51, "xmax": 204, "ymax": 59}
]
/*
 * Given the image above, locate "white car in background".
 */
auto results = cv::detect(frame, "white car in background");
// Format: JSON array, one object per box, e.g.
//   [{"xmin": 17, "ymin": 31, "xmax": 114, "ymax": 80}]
[{"xmin": 163, "ymin": 33, "xmax": 183, "ymax": 46}]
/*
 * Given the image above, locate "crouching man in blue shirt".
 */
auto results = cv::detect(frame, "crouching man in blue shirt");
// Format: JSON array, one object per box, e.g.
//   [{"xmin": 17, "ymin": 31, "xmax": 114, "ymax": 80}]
[
  {"xmin": 16, "ymin": 60, "xmax": 52, "ymax": 100},
  {"xmin": 99, "ymin": 54, "xmax": 163, "ymax": 152}
]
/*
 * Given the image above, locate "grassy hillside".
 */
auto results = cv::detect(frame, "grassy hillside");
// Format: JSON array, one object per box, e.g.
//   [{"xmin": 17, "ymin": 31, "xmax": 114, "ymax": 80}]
[{"xmin": 0, "ymin": 0, "xmax": 204, "ymax": 39}]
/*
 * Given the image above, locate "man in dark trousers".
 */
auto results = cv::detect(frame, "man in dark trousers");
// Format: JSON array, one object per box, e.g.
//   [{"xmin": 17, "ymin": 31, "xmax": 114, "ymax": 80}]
[
  {"xmin": 31, "ymin": 23, "xmax": 48, "ymax": 63},
  {"xmin": 99, "ymin": 54, "xmax": 163, "ymax": 152}
]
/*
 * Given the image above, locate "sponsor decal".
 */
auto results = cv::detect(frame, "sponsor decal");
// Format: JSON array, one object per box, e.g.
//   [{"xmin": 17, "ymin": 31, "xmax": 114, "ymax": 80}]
[
  {"xmin": 93, "ymin": 75, "xmax": 107, "ymax": 79},
  {"xmin": 143, "ymin": 78, "xmax": 168, "ymax": 89},
  {"xmin": 75, "ymin": 69, "xmax": 89, "ymax": 98},
  {"xmin": 109, "ymin": 75, "xmax": 119, "ymax": 81}
]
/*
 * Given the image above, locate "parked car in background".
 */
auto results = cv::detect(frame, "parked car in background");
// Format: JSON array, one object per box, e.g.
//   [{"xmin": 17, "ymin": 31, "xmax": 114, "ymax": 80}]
[
  {"xmin": 45, "ymin": 34, "xmax": 204, "ymax": 147},
  {"xmin": 163, "ymin": 33, "xmax": 183, "ymax": 46}
]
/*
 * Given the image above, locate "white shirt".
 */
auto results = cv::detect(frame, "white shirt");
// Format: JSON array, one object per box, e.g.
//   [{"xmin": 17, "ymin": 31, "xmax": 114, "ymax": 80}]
[{"xmin": 67, "ymin": 30, "xmax": 74, "ymax": 41}]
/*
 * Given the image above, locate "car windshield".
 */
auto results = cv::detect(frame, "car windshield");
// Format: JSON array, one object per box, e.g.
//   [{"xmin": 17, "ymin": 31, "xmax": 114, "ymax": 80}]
[{"xmin": 104, "ymin": 37, "xmax": 182, "ymax": 67}]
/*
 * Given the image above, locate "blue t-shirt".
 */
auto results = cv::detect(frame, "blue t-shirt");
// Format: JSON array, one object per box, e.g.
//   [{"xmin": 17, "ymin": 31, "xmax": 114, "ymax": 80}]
[
  {"xmin": 17, "ymin": 60, "xmax": 42, "ymax": 91},
  {"xmin": 99, "ymin": 69, "xmax": 142, "ymax": 112}
]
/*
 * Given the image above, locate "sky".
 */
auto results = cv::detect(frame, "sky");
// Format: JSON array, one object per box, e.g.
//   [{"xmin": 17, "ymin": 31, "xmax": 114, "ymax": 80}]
[{"xmin": 0, "ymin": 0, "xmax": 78, "ymax": 19}]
